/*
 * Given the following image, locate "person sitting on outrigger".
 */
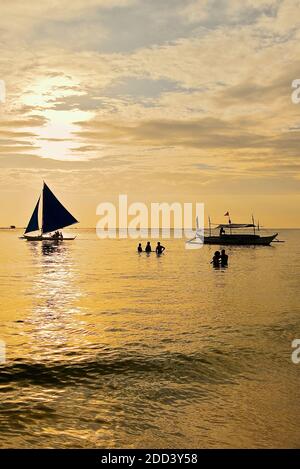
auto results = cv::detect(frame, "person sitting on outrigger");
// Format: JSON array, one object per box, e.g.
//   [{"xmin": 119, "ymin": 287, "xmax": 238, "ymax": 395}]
[
  {"xmin": 51, "ymin": 231, "xmax": 63, "ymax": 240},
  {"xmin": 145, "ymin": 241, "xmax": 152, "ymax": 253},
  {"xmin": 211, "ymin": 250, "xmax": 221, "ymax": 267},
  {"xmin": 137, "ymin": 243, "xmax": 143, "ymax": 253},
  {"xmin": 219, "ymin": 226, "xmax": 225, "ymax": 236},
  {"xmin": 155, "ymin": 242, "xmax": 165, "ymax": 255}
]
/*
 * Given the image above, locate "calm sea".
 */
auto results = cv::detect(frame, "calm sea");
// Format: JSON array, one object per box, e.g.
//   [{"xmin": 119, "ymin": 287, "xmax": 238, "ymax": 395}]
[{"xmin": 0, "ymin": 229, "xmax": 299, "ymax": 448}]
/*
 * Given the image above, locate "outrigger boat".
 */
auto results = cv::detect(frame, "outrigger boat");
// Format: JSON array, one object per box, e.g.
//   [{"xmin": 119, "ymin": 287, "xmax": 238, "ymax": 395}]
[
  {"xmin": 20, "ymin": 182, "xmax": 78, "ymax": 241},
  {"xmin": 187, "ymin": 215, "xmax": 278, "ymax": 246}
]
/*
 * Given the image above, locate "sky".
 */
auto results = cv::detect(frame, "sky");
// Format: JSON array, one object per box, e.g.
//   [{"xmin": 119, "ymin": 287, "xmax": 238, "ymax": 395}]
[{"xmin": 0, "ymin": 0, "xmax": 300, "ymax": 228}]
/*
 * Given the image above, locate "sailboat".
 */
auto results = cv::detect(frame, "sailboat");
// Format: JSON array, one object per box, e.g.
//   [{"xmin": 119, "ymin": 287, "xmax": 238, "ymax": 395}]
[{"xmin": 21, "ymin": 182, "xmax": 78, "ymax": 241}]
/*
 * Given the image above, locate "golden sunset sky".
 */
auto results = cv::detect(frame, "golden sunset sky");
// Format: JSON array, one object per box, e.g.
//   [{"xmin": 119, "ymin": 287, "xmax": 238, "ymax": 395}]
[{"xmin": 0, "ymin": 0, "xmax": 300, "ymax": 227}]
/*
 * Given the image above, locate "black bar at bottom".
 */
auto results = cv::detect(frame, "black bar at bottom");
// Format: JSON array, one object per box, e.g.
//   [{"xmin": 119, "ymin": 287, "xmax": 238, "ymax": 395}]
[{"xmin": 0, "ymin": 449, "xmax": 298, "ymax": 466}]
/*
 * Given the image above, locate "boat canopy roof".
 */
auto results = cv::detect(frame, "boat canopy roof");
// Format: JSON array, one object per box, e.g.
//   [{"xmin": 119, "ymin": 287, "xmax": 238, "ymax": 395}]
[{"xmin": 216, "ymin": 223, "xmax": 255, "ymax": 229}]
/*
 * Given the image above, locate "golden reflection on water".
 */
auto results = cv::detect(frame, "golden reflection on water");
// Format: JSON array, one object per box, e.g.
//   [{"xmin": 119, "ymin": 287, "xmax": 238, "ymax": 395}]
[
  {"xmin": 0, "ymin": 229, "xmax": 300, "ymax": 448},
  {"xmin": 29, "ymin": 241, "xmax": 88, "ymax": 359}
]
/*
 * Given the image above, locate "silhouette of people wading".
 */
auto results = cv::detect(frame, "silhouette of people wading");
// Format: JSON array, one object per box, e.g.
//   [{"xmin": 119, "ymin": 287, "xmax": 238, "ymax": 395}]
[
  {"xmin": 211, "ymin": 251, "xmax": 221, "ymax": 267},
  {"xmin": 220, "ymin": 249, "xmax": 228, "ymax": 266},
  {"xmin": 211, "ymin": 249, "xmax": 228, "ymax": 267},
  {"xmin": 155, "ymin": 242, "xmax": 165, "ymax": 255}
]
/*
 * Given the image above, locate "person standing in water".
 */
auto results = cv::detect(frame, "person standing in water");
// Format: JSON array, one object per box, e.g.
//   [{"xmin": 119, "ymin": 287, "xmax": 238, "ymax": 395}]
[
  {"xmin": 220, "ymin": 249, "xmax": 228, "ymax": 266},
  {"xmin": 137, "ymin": 243, "xmax": 143, "ymax": 253},
  {"xmin": 145, "ymin": 241, "xmax": 152, "ymax": 253},
  {"xmin": 155, "ymin": 242, "xmax": 165, "ymax": 255},
  {"xmin": 211, "ymin": 250, "xmax": 221, "ymax": 267}
]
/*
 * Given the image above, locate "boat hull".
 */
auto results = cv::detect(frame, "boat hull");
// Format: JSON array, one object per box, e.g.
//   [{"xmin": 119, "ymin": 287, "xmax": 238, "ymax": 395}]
[
  {"xmin": 204, "ymin": 233, "xmax": 278, "ymax": 246},
  {"xmin": 21, "ymin": 235, "xmax": 76, "ymax": 241}
]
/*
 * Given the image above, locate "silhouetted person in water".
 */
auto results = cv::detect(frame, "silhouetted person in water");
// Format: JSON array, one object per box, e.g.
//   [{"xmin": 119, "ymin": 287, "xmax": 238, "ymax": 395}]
[
  {"xmin": 211, "ymin": 250, "xmax": 221, "ymax": 267},
  {"xmin": 137, "ymin": 243, "xmax": 143, "ymax": 253},
  {"xmin": 145, "ymin": 241, "xmax": 152, "ymax": 253},
  {"xmin": 219, "ymin": 226, "xmax": 225, "ymax": 236},
  {"xmin": 220, "ymin": 249, "xmax": 228, "ymax": 267},
  {"xmin": 155, "ymin": 242, "xmax": 165, "ymax": 255}
]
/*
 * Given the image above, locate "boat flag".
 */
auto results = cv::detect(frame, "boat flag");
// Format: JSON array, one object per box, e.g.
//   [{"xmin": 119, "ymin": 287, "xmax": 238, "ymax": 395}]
[{"xmin": 224, "ymin": 211, "xmax": 229, "ymax": 216}]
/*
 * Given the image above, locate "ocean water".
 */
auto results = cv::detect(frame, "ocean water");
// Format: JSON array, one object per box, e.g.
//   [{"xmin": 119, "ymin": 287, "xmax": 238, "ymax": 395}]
[{"xmin": 0, "ymin": 229, "xmax": 299, "ymax": 448}]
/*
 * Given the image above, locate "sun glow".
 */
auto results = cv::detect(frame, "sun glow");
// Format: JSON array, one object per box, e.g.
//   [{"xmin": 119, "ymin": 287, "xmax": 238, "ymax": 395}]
[
  {"xmin": 35, "ymin": 109, "xmax": 93, "ymax": 161},
  {"xmin": 21, "ymin": 76, "xmax": 94, "ymax": 161},
  {"xmin": 23, "ymin": 75, "xmax": 84, "ymax": 109}
]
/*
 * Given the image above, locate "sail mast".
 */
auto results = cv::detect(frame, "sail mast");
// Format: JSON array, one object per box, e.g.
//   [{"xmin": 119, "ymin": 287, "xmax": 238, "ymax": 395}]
[
  {"xmin": 252, "ymin": 214, "xmax": 256, "ymax": 235},
  {"xmin": 41, "ymin": 183, "xmax": 44, "ymax": 236}
]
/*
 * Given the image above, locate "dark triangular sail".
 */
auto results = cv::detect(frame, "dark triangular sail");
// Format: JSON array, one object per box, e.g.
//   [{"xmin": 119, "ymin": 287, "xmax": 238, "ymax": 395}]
[
  {"xmin": 42, "ymin": 183, "xmax": 78, "ymax": 234},
  {"xmin": 24, "ymin": 197, "xmax": 40, "ymax": 234}
]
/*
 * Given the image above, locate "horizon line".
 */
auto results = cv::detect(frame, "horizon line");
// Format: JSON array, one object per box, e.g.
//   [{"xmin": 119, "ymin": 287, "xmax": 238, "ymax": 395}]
[{"xmin": 1, "ymin": 227, "xmax": 299, "ymax": 230}]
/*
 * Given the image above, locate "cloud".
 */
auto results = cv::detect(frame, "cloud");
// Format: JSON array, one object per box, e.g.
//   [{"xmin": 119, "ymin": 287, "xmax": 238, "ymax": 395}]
[
  {"xmin": 74, "ymin": 115, "xmax": 300, "ymax": 155},
  {"xmin": 104, "ymin": 77, "xmax": 183, "ymax": 99},
  {"xmin": 180, "ymin": 0, "xmax": 278, "ymax": 26},
  {"xmin": 0, "ymin": 116, "xmax": 47, "ymax": 128}
]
